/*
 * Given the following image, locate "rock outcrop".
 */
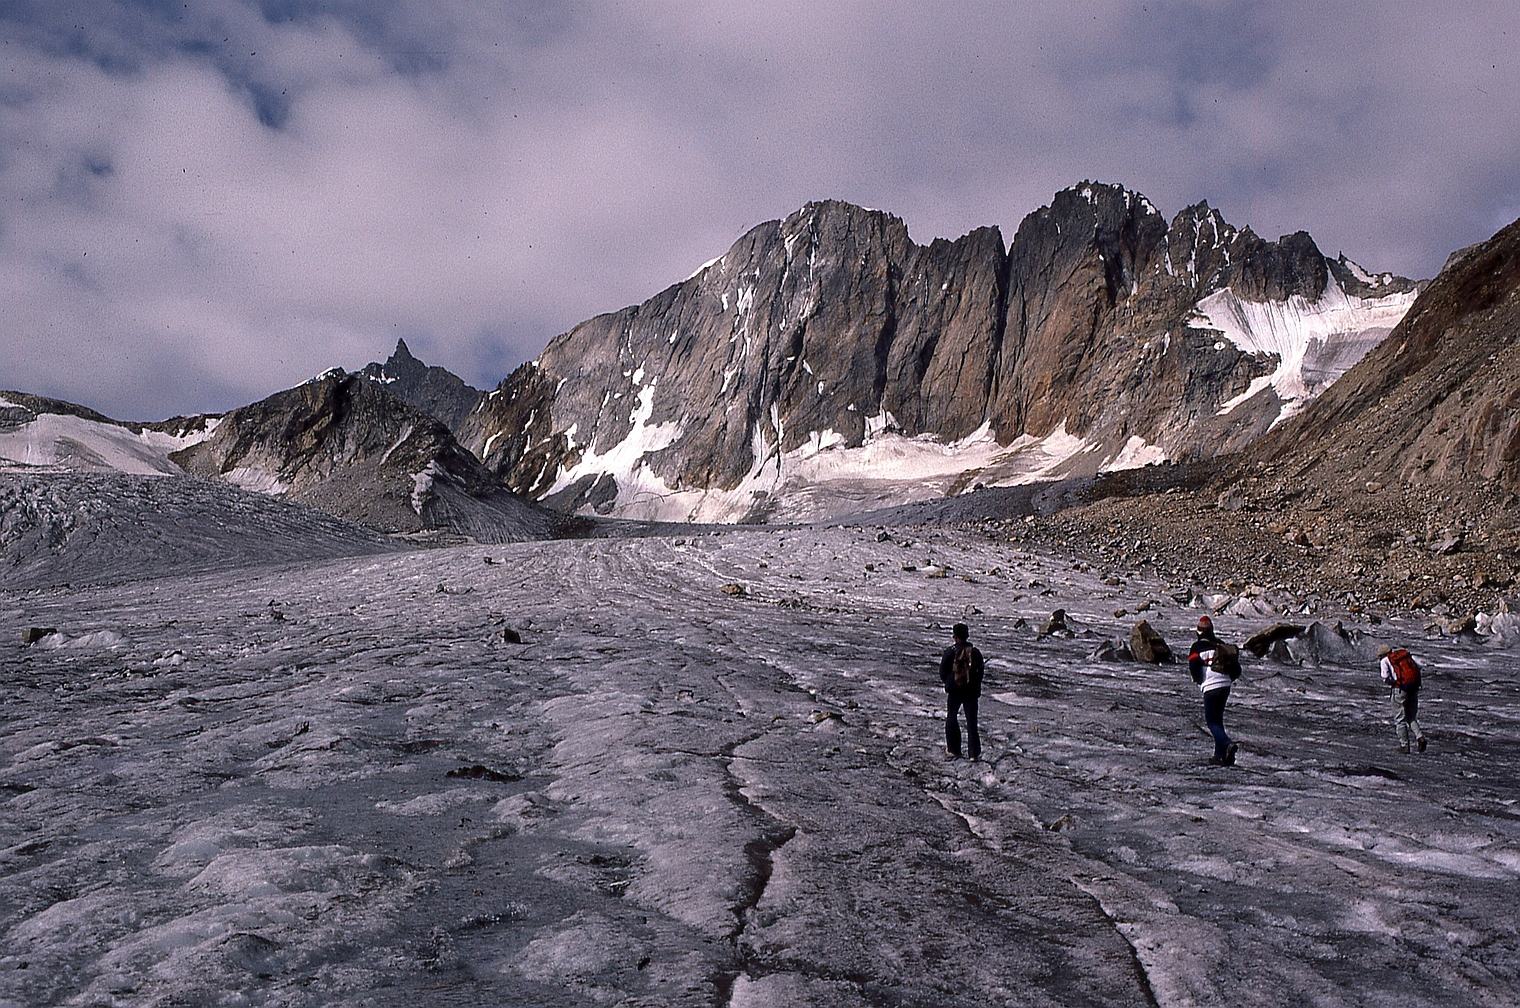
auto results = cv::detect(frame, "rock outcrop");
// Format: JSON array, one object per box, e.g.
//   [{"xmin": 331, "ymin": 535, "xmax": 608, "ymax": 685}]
[
  {"xmin": 172, "ymin": 371, "xmax": 555, "ymax": 542},
  {"xmin": 458, "ymin": 184, "xmax": 1415, "ymax": 522}
]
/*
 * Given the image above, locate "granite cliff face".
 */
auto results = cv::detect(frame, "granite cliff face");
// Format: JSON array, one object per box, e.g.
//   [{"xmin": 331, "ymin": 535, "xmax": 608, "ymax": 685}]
[
  {"xmin": 172, "ymin": 372, "xmax": 555, "ymax": 542},
  {"xmin": 459, "ymin": 184, "xmax": 1416, "ymax": 522}
]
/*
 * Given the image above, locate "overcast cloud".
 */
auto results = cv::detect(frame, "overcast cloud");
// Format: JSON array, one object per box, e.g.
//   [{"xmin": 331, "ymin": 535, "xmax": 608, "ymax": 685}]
[{"xmin": 3, "ymin": 1, "xmax": 1518, "ymax": 420}]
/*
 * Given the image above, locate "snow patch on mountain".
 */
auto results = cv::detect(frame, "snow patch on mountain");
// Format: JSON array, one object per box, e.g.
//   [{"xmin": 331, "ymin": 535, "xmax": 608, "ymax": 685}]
[
  {"xmin": 1190, "ymin": 272, "xmax": 1416, "ymax": 426},
  {"xmin": 546, "ymin": 413, "xmax": 1167, "ymax": 524},
  {"xmin": 222, "ymin": 465, "xmax": 290, "ymax": 496},
  {"xmin": 1108, "ymin": 435, "xmax": 1169, "ymax": 470},
  {"xmin": 0, "ymin": 413, "xmax": 218, "ymax": 476},
  {"xmin": 1340, "ymin": 254, "xmax": 1398, "ymax": 289},
  {"xmin": 545, "ymin": 381, "xmax": 686, "ymax": 512}
]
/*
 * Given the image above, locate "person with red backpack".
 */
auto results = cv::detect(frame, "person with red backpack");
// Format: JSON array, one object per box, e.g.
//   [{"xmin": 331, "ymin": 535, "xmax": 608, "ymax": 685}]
[
  {"xmin": 939, "ymin": 623, "xmax": 984, "ymax": 760},
  {"xmin": 1378, "ymin": 644, "xmax": 1427, "ymax": 753}
]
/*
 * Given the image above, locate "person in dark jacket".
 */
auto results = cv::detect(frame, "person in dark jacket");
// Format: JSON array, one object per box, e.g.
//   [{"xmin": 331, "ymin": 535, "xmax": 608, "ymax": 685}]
[
  {"xmin": 1188, "ymin": 615, "xmax": 1238, "ymax": 766},
  {"xmin": 939, "ymin": 622, "xmax": 984, "ymax": 760}
]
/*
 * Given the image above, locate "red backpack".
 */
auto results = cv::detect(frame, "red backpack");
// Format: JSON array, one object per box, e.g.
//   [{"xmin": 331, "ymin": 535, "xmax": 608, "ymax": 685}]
[{"xmin": 1388, "ymin": 648, "xmax": 1420, "ymax": 689}]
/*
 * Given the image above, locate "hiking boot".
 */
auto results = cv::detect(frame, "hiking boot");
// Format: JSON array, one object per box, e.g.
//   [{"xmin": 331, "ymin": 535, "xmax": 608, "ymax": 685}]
[
  {"xmin": 968, "ymin": 753, "xmax": 981, "ymax": 762},
  {"xmin": 1208, "ymin": 755, "xmax": 1226, "ymax": 766},
  {"xmin": 1397, "ymin": 744, "xmax": 1410, "ymax": 754},
  {"xmin": 945, "ymin": 749, "xmax": 961, "ymax": 760},
  {"xmin": 1417, "ymin": 737, "xmax": 1427, "ymax": 753},
  {"xmin": 1224, "ymin": 743, "xmax": 1238, "ymax": 766}
]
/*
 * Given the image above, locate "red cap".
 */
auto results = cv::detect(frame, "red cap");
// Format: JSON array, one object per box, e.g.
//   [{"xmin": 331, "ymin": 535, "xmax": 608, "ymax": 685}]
[{"xmin": 1197, "ymin": 615, "xmax": 1213, "ymax": 631}]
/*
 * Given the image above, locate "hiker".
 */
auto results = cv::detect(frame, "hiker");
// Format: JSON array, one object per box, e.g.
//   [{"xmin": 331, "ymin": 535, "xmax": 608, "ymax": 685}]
[
  {"xmin": 1188, "ymin": 616, "xmax": 1239, "ymax": 765},
  {"xmin": 939, "ymin": 622, "xmax": 984, "ymax": 760},
  {"xmin": 1378, "ymin": 644, "xmax": 1427, "ymax": 753}
]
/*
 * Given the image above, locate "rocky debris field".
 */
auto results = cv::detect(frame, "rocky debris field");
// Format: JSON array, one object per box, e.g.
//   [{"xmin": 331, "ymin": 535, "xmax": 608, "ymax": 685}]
[
  {"xmin": 1, "ymin": 525, "xmax": 1517, "ymax": 1007},
  {"xmin": 990, "ymin": 475, "xmax": 1520, "ymax": 636}
]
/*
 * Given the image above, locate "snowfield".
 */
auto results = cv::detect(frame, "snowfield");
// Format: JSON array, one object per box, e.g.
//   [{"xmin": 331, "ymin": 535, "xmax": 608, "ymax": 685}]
[
  {"xmin": 2, "ymin": 527, "xmax": 1516, "ymax": 1006},
  {"xmin": 0, "ymin": 410, "xmax": 218, "ymax": 478},
  {"xmin": 1189, "ymin": 275, "xmax": 1417, "ymax": 427}
]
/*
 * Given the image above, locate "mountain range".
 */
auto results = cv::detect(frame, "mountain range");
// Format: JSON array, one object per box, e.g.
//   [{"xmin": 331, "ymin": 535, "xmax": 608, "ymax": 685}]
[
  {"xmin": 457, "ymin": 183, "xmax": 1416, "ymax": 522},
  {"xmin": 7, "ymin": 179, "xmax": 1518, "ymax": 590}
]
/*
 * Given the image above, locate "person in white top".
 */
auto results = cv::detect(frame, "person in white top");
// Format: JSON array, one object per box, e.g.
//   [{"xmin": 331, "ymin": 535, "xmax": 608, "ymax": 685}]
[{"xmin": 1188, "ymin": 616, "xmax": 1239, "ymax": 765}]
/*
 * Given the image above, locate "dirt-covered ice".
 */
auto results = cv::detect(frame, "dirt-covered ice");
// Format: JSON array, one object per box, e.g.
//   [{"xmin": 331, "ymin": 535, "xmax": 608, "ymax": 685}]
[{"xmin": 2, "ymin": 527, "xmax": 1517, "ymax": 1006}]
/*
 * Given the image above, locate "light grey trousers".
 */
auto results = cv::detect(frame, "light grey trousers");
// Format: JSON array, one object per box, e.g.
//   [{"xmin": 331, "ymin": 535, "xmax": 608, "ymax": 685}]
[{"xmin": 1392, "ymin": 688, "xmax": 1424, "ymax": 746}]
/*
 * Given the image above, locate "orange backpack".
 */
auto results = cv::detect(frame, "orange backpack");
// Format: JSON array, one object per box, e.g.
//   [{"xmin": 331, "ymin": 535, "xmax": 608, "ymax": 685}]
[{"xmin": 1388, "ymin": 648, "xmax": 1420, "ymax": 689}]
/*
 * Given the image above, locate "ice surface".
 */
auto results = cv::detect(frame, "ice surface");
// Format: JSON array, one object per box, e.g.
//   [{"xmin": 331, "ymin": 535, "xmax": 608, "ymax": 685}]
[
  {"xmin": 1, "ymin": 527, "xmax": 1515, "ymax": 1005},
  {"xmin": 552, "ymin": 414, "xmax": 1164, "ymax": 525},
  {"xmin": 0, "ymin": 472, "xmax": 398, "ymax": 589}
]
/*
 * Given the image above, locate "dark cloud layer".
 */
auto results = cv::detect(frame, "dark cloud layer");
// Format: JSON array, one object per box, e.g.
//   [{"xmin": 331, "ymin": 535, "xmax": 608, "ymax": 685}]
[{"xmin": 3, "ymin": 1, "xmax": 1518, "ymax": 420}]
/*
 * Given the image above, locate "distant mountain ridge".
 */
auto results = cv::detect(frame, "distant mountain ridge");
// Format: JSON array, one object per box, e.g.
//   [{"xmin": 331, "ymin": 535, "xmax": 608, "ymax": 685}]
[
  {"xmin": 4, "ymin": 180, "xmax": 1434, "ymax": 540},
  {"xmin": 451, "ymin": 183, "xmax": 1416, "ymax": 522}
]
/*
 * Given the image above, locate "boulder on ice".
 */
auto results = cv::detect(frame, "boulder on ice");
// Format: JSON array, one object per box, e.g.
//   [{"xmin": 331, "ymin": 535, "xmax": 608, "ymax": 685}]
[
  {"xmin": 1129, "ymin": 621, "xmax": 1172, "ymax": 663},
  {"xmin": 1244, "ymin": 623, "xmax": 1307, "ymax": 657}
]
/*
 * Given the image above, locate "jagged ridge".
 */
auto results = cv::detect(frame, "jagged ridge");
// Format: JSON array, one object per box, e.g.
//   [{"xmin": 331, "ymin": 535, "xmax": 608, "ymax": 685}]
[{"xmin": 457, "ymin": 183, "xmax": 1416, "ymax": 523}]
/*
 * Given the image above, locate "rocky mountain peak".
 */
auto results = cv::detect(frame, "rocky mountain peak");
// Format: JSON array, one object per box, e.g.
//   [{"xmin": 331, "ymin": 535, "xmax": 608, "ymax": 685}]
[
  {"xmin": 357, "ymin": 339, "xmax": 482, "ymax": 431},
  {"xmin": 172, "ymin": 371, "xmax": 553, "ymax": 541},
  {"xmin": 1326, "ymin": 252, "xmax": 1422, "ymax": 299}
]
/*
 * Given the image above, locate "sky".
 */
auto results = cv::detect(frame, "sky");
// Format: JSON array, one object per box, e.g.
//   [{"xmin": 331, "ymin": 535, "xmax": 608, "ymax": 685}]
[{"xmin": 3, "ymin": 1, "xmax": 1518, "ymax": 421}]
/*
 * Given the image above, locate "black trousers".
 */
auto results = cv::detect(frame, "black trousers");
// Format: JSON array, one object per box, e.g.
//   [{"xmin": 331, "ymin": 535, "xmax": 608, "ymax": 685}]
[{"xmin": 946, "ymin": 693, "xmax": 980, "ymax": 757}]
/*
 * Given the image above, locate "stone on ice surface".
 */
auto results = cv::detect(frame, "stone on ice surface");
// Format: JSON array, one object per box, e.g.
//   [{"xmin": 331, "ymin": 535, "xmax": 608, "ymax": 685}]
[
  {"xmin": 1037, "ymin": 609, "xmax": 1070, "ymax": 637},
  {"xmin": 1090, "ymin": 639, "xmax": 1131, "ymax": 662},
  {"xmin": 720, "ymin": 582, "xmax": 747, "ymax": 596},
  {"xmin": 1129, "ymin": 620, "xmax": 1172, "ymax": 663},
  {"xmin": 1224, "ymin": 595, "xmax": 1276, "ymax": 619},
  {"xmin": 1266, "ymin": 638, "xmax": 1296, "ymax": 663},
  {"xmin": 1445, "ymin": 613, "xmax": 1478, "ymax": 636},
  {"xmin": 1199, "ymin": 592, "xmax": 1233, "ymax": 613},
  {"xmin": 22, "ymin": 626, "xmax": 56, "ymax": 644},
  {"xmin": 1285, "ymin": 620, "xmax": 1368, "ymax": 665},
  {"xmin": 1243, "ymin": 622, "xmax": 1307, "ymax": 657}
]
